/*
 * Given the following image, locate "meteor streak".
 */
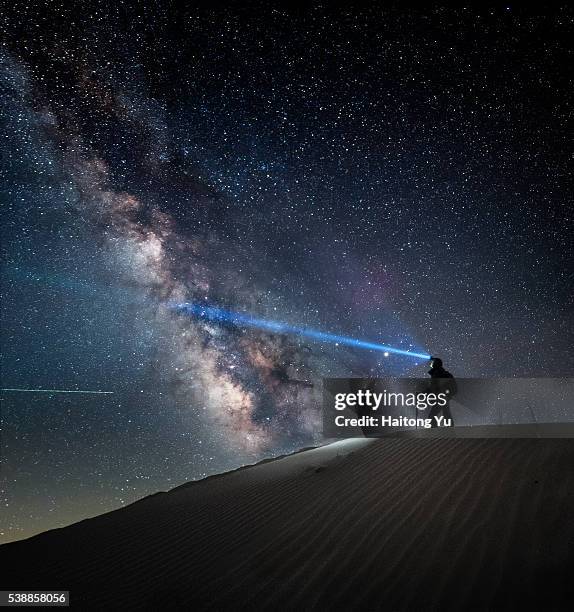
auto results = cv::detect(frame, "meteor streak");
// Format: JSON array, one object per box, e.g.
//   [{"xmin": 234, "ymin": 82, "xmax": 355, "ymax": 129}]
[
  {"xmin": 173, "ymin": 303, "xmax": 430, "ymax": 360},
  {"xmin": 1, "ymin": 388, "xmax": 114, "ymax": 395}
]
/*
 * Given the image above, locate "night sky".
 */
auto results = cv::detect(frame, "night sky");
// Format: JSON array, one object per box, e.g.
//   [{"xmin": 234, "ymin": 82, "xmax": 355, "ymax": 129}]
[{"xmin": 1, "ymin": 3, "xmax": 572, "ymax": 542}]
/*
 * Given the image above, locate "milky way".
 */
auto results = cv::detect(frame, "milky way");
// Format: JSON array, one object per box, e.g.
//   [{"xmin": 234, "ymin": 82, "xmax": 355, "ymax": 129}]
[{"xmin": 1, "ymin": 4, "xmax": 572, "ymax": 542}]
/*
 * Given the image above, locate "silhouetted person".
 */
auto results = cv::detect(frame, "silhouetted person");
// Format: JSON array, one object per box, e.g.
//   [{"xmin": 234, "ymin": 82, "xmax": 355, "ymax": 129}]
[{"xmin": 427, "ymin": 357, "xmax": 457, "ymax": 427}]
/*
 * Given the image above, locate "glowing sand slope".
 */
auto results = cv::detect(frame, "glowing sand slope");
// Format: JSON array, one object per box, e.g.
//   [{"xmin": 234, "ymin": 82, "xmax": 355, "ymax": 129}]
[{"xmin": 1, "ymin": 428, "xmax": 573, "ymax": 610}]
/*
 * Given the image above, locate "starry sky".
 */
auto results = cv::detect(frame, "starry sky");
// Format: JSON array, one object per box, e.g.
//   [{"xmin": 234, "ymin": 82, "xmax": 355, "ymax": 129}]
[{"xmin": 1, "ymin": 3, "xmax": 572, "ymax": 542}]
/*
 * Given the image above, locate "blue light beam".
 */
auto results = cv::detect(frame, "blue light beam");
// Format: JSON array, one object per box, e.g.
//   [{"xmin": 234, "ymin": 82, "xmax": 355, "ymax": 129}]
[{"xmin": 172, "ymin": 303, "xmax": 430, "ymax": 361}]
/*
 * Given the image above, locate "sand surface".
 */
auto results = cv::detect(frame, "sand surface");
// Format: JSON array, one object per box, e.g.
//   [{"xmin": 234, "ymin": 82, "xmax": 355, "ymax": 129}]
[{"xmin": 1, "ymin": 429, "xmax": 573, "ymax": 610}]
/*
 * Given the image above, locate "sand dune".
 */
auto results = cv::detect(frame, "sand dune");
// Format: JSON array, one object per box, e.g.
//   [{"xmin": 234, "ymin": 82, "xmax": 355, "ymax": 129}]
[{"xmin": 1, "ymin": 428, "xmax": 573, "ymax": 610}]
